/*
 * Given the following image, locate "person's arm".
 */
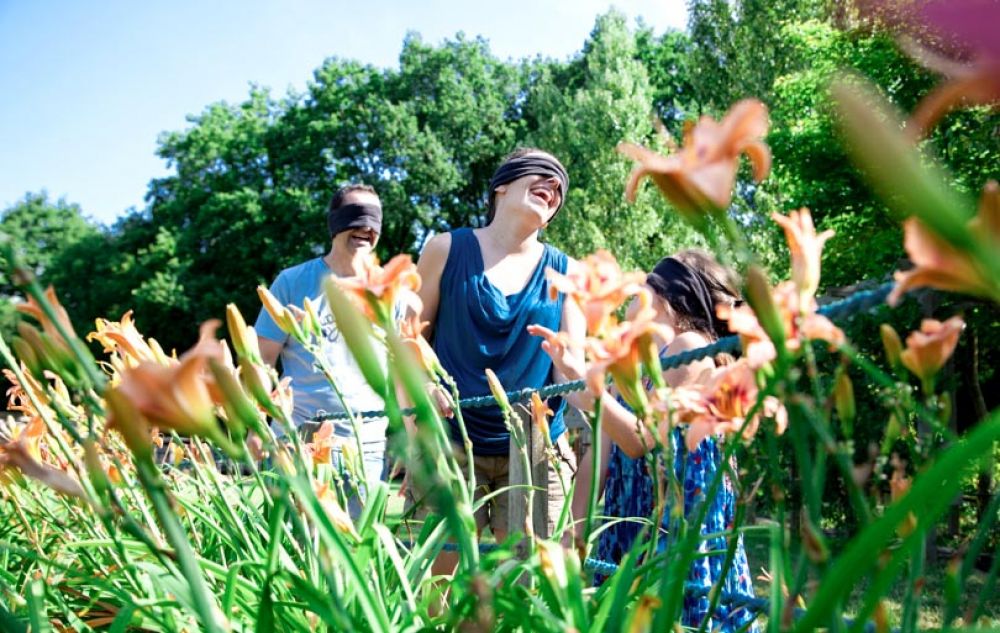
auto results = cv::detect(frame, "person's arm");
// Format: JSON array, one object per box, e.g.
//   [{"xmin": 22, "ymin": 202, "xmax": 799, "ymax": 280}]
[
  {"xmin": 411, "ymin": 232, "xmax": 453, "ymax": 417},
  {"xmin": 414, "ymin": 233, "xmax": 451, "ymax": 340},
  {"xmin": 259, "ymin": 337, "xmax": 282, "ymax": 368}
]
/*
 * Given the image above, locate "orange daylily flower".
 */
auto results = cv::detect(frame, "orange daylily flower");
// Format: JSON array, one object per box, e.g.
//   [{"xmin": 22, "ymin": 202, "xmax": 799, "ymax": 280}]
[
  {"xmin": 889, "ymin": 181, "xmax": 1000, "ymax": 305},
  {"xmin": 106, "ymin": 320, "xmax": 227, "ymax": 457},
  {"xmin": 397, "ymin": 310, "xmax": 444, "ymax": 378},
  {"xmin": 581, "ymin": 298, "xmax": 673, "ymax": 413},
  {"xmin": 771, "ymin": 208, "xmax": 835, "ymax": 303},
  {"xmin": 546, "ymin": 250, "xmax": 646, "ymax": 337},
  {"xmin": 618, "ymin": 99, "xmax": 771, "ymax": 226},
  {"xmin": 314, "ymin": 481, "xmax": 359, "ymax": 540},
  {"xmin": 89, "ymin": 310, "xmax": 171, "ymax": 368},
  {"xmin": 15, "ymin": 285, "xmax": 77, "ymax": 345},
  {"xmin": 334, "ymin": 253, "xmax": 421, "ymax": 323},
  {"xmin": 529, "ymin": 391, "xmax": 553, "ymax": 442},
  {"xmin": 899, "ymin": 316, "xmax": 965, "ymax": 385},
  {"xmin": 0, "ymin": 441, "xmax": 84, "ymax": 498},
  {"xmin": 306, "ymin": 421, "xmax": 340, "ymax": 465},
  {"xmin": 719, "ymin": 281, "xmax": 845, "ymax": 369},
  {"xmin": 681, "ymin": 360, "xmax": 787, "ymax": 451}
]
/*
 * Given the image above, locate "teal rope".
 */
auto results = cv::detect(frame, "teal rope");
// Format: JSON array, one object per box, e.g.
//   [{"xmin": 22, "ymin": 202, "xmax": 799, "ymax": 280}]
[{"xmin": 314, "ymin": 280, "xmax": 893, "ymax": 422}]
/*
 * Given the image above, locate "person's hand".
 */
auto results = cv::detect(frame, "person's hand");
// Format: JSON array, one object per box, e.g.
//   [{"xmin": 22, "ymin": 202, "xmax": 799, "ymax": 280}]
[
  {"xmin": 429, "ymin": 381, "xmax": 455, "ymax": 418},
  {"xmin": 526, "ymin": 324, "xmax": 584, "ymax": 380},
  {"xmin": 527, "ymin": 324, "xmax": 594, "ymax": 411}
]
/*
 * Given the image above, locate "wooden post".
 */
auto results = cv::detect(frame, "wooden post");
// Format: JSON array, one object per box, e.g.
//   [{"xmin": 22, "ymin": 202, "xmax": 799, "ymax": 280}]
[
  {"xmin": 564, "ymin": 407, "xmax": 592, "ymax": 466},
  {"xmin": 509, "ymin": 406, "xmax": 549, "ymax": 547}
]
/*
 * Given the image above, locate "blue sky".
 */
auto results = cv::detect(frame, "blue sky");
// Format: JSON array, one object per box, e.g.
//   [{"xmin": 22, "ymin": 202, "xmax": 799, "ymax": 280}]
[{"xmin": 0, "ymin": 1, "xmax": 686, "ymax": 225}]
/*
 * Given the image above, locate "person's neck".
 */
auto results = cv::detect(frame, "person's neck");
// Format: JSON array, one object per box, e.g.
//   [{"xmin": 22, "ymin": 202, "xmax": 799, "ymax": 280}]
[
  {"xmin": 323, "ymin": 247, "xmax": 367, "ymax": 277},
  {"xmin": 479, "ymin": 212, "xmax": 540, "ymax": 255}
]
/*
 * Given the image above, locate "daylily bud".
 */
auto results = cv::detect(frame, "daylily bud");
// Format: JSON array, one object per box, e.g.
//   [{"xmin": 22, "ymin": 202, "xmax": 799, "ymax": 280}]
[
  {"xmin": 105, "ymin": 388, "xmax": 154, "ymax": 461},
  {"xmin": 834, "ymin": 367, "xmax": 856, "ymax": 437},
  {"xmin": 628, "ymin": 595, "xmax": 662, "ymax": 633},
  {"xmin": 485, "ymin": 369, "xmax": 511, "ymax": 411},
  {"xmin": 889, "ymin": 461, "xmax": 918, "ymax": 537},
  {"xmin": 226, "ymin": 303, "xmax": 261, "ymax": 363},
  {"xmin": 83, "ymin": 440, "xmax": 111, "ymax": 498},
  {"xmin": 11, "ymin": 336, "xmax": 44, "ymax": 381},
  {"xmin": 880, "ymin": 324, "xmax": 904, "ymax": 374},
  {"xmin": 207, "ymin": 358, "xmax": 257, "ymax": 440},
  {"xmin": 238, "ymin": 356, "xmax": 276, "ymax": 414},
  {"xmin": 536, "ymin": 540, "xmax": 568, "ymax": 589},
  {"xmin": 256, "ymin": 286, "xmax": 304, "ymax": 341},
  {"xmin": 873, "ymin": 600, "xmax": 889, "ymax": 633},
  {"xmin": 745, "ymin": 266, "xmax": 786, "ymax": 354},
  {"xmin": 315, "ymin": 481, "xmax": 360, "ymax": 540},
  {"xmin": 882, "ymin": 413, "xmax": 902, "ymax": 454},
  {"xmin": 302, "ymin": 297, "xmax": 324, "ymax": 340},
  {"xmin": 323, "ymin": 278, "xmax": 387, "ymax": 396}
]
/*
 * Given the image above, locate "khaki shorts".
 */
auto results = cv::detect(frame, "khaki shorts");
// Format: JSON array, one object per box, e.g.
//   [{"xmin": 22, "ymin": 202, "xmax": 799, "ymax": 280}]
[{"xmin": 404, "ymin": 434, "xmax": 577, "ymax": 539}]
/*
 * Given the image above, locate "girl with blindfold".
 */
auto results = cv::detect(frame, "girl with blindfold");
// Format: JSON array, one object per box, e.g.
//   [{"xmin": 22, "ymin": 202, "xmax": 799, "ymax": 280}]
[
  {"xmin": 406, "ymin": 148, "xmax": 585, "ymax": 563},
  {"xmin": 534, "ymin": 249, "xmax": 759, "ymax": 632}
]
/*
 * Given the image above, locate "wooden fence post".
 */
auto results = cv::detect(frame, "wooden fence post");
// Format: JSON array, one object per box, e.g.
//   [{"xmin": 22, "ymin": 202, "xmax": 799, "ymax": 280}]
[{"xmin": 509, "ymin": 407, "xmax": 549, "ymax": 547}]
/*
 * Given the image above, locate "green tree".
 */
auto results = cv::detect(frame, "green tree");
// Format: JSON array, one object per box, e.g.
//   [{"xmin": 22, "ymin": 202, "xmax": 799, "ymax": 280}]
[
  {"xmin": 528, "ymin": 11, "xmax": 698, "ymax": 271},
  {"xmin": 0, "ymin": 192, "xmax": 101, "ymax": 342}
]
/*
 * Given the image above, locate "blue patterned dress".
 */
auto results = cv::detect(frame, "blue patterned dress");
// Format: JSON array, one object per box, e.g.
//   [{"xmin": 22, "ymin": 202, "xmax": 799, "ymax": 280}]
[{"xmin": 595, "ymin": 430, "xmax": 759, "ymax": 632}]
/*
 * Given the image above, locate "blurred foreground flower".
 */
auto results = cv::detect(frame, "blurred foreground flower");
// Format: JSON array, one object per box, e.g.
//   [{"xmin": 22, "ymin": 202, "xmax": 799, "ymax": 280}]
[
  {"xmin": 889, "ymin": 181, "xmax": 1000, "ymax": 305},
  {"xmin": 899, "ymin": 316, "xmax": 965, "ymax": 388},
  {"xmin": 16, "ymin": 285, "xmax": 77, "ymax": 348},
  {"xmin": 862, "ymin": 0, "xmax": 1000, "ymax": 137},
  {"xmin": 546, "ymin": 250, "xmax": 646, "ymax": 336},
  {"xmin": 1, "ymin": 435, "xmax": 84, "ymax": 499},
  {"xmin": 333, "ymin": 253, "xmax": 421, "ymax": 323},
  {"xmin": 106, "ymin": 320, "xmax": 233, "ymax": 458},
  {"xmin": 397, "ymin": 308, "xmax": 444, "ymax": 378},
  {"xmin": 618, "ymin": 99, "xmax": 771, "ymax": 227}
]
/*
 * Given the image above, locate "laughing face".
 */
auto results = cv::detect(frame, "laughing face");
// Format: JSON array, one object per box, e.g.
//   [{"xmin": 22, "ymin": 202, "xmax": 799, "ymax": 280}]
[
  {"xmin": 331, "ymin": 190, "xmax": 381, "ymax": 255},
  {"xmin": 496, "ymin": 173, "xmax": 563, "ymax": 225}
]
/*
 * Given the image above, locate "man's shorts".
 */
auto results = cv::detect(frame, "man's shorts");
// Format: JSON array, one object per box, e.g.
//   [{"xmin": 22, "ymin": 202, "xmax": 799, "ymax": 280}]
[{"xmin": 403, "ymin": 433, "xmax": 577, "ymax": 539}]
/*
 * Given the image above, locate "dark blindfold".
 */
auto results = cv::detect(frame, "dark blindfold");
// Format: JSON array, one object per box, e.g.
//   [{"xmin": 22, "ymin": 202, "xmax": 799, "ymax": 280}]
[
  {"xmin": 646, "ymin": 257, "xmax": 726, "ymax": 340},
  {"xmin": 488, "ymin": 154, "xmax": 569, "ymax": 219},
  {"xmin": 327, "ymin": 202, "xmax": 382, "ymax": 238}
]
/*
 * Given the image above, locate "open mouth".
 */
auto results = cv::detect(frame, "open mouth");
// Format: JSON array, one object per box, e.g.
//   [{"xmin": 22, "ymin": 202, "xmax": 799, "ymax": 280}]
[
  {"xmin": 529, "ymin": 187, "xmax": 555, "ymax": 207},
  {"xmin": 349, "ymin": 231, "xmax": 375, "ymax": 247}
]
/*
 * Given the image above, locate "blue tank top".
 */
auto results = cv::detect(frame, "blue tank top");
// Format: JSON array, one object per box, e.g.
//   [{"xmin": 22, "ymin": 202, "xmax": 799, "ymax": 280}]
[{"xmin": 432, "ymin": 228, "xmax": 568, "ymax": 455}]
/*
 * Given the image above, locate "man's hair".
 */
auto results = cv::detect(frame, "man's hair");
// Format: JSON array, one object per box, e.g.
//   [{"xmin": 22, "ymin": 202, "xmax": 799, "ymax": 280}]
[
  {"xmin": 328, "ymin": 183, "xmax": 378, "ymax": 213},
  {"xmin": 486, "ymin": 147, "xmax": 560, "ymax": 225}
]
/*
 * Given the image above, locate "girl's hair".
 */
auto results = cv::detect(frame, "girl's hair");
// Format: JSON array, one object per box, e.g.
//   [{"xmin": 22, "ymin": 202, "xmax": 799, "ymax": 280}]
[{"xmin": 653, "ymin": 249, "xmax": 742, "ymax": 364}]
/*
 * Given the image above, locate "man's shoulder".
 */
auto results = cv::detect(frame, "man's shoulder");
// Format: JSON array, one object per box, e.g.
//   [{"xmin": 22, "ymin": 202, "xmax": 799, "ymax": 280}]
[{"xmin": 274, "ymin": 257, "xmax": 325, "ymax": 283}]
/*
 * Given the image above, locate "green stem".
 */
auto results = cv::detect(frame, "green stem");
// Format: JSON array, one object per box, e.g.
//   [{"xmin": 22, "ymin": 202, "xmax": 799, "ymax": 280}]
[
  {"xmin": 135, "ymin": 456, "xmax": 226, "ymax": 633},
  {"xmin": 582, "ymin": 396, "xmax": 603, "ymax": 556}
]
